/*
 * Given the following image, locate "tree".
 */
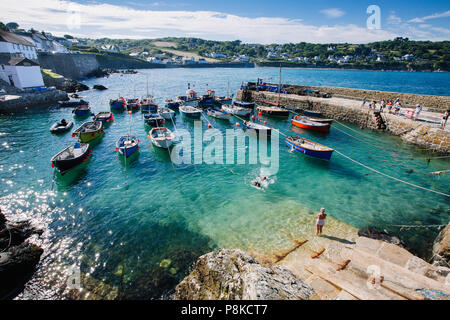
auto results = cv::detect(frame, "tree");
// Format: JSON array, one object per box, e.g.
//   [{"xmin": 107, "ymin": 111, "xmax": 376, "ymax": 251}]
[
  {"xmin": 0, "ymin": 22, "xmax": 7, "ymax": 31},
  {"xmin": 6, "ymin": 22, "xmax": 19, "ymax": 31},
  {"xmin": 64, "ymin": 34, "xmax": 74, "ymax": 39}
]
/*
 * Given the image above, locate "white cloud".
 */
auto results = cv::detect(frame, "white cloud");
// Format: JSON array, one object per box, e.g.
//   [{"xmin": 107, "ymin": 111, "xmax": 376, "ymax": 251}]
[
  {"xmin": 1, "ymin": 0, "xmax": 443, "ymax": 44},
  {"xmin": 409, "ymin": 10, "xmax": 450, "ymax": 23},
  {"xmin": 387, "ymin": 12, "xmax": 402, "ymax": 25},
  {"xmin": 320, "ymin": 8, "xmax": 346, "ymax": 18}
]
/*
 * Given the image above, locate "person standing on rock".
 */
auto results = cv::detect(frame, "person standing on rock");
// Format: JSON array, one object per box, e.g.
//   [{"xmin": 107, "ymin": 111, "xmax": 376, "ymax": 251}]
[
  {"xmin": 316, "ymin": 208, "xmax": 327, "ymax": 236},
  {"xmin": 414, "ymin": 104, "xmax": 423, "ymax": 121}
]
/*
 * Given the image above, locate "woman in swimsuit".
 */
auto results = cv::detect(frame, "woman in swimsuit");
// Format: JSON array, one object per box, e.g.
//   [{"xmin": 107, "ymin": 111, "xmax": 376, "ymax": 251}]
[{"xmin": 316, "ymin": 208, "xmax": 327, "ymax": 236}]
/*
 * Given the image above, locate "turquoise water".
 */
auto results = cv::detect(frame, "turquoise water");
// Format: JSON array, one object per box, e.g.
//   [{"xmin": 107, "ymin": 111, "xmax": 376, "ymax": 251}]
[{"xmin": 1, "ymin": 68, "xmax": 449, "ymax": 299}]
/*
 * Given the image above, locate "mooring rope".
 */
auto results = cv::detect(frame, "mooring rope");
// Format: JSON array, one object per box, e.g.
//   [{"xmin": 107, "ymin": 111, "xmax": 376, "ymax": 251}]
[{"xmin": 334, "ymin": 150, "xmax": 450, "ymax": 198}]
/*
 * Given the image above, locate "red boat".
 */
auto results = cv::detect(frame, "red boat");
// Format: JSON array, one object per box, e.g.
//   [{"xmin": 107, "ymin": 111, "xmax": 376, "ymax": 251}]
[
  {"xmin": 293, "ymin": 115, "xmax": 333, "ymax": 125},
  {"xmin": 291, "ymin": 117, "xmax": 330, "ymax": 132}
]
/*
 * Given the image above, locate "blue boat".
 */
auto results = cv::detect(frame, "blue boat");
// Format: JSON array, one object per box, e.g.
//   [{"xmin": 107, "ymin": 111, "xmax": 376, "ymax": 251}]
[
  {"xmin": 165, "ymin": 100, "xmax": 180, "ymax": 111},
  {"xmin": 285, "ymin": 136, "xmax": 334, "ymax": 161},
  {"xmin": 141, "ymin": 97, "xmax": 158, "ymax": 114},
  {"xmin": 110, "ymin": 98, "xmax": 126, "ymax": 111},
  {"xmin": 72, "ymin": 105, "xmax": 91, "ymax": 117},
  {"xmin": 116, "ymin": 135, "xmax": 139, "ymax": 158},
  {"xmin": 144, "ymin": 113, "xmax": 165, "ymax": 127}
]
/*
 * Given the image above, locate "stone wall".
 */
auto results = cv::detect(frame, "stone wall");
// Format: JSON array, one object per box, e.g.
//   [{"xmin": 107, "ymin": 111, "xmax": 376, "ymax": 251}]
[
  {"xmin": 253, "ymin": 83, "xmax": 450, "ymax": 112},
  {"xmin": 38, "ymin": 53, "xmax": 100, "ymax": 80},
  {"xmin": 238, "ymin": 90, "xmax": 450, "ymax": 154}
]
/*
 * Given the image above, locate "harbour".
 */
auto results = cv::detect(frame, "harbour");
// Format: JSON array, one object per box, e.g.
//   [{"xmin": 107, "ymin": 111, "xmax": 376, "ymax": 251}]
[{"xmin": 0, "ymin": 67, "xmax": 449, "ymax": 299}]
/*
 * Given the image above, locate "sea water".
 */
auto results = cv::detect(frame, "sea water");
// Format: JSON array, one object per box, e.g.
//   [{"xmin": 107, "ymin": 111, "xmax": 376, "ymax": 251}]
[{"xmin": 0, "ymin": 68, "xmax": 448, "ymax": 299}]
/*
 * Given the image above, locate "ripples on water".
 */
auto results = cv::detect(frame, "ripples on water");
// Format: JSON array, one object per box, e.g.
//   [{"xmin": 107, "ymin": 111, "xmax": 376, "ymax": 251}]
[{"xmin": 0, "ymin": 68, "xmax": 449, "ymax": 299}]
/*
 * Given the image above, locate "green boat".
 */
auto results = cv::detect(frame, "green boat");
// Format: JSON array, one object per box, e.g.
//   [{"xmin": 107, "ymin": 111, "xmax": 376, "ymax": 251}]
[{"xmin": 72, "ymin": 121, "xmax": 104, "ymax": 143}]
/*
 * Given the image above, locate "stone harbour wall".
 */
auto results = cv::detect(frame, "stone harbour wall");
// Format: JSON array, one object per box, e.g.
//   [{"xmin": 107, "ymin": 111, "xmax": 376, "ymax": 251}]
[
  {"xmin": 237, "ymin": 90, "xmax": 450, "ymax": 154},
  {"xmin": 252, "ymin": 83, "xmax": 450, "ymax": 112},
  {"xmin": 0, "ymin": 88, "xmax": 68, "ymax": 113}
]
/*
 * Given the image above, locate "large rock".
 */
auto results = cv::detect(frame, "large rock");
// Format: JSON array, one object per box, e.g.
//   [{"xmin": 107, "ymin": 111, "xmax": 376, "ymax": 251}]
[
  {"xmin": 432, "ymin": 224, "xmax": 450, "ymax": 268},
  {"xmin": 174, "ymin": 249, "xmax": 316, "ymax": 300},
  {"xmin": 0, "ymin": 212, "xmax": 43, "ymax": 299}
]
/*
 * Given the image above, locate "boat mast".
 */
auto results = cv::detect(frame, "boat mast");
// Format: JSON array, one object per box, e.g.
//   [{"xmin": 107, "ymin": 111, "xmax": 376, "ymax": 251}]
[
  {"xmin": 227, "ymin": 79, "xmax": 230, "ymax": 98},
  {"xmin": 278, "ymin": 64, "xmax": 282, "ymax": 107}
]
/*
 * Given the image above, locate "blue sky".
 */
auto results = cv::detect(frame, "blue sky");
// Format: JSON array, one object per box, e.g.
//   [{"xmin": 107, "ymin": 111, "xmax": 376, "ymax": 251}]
[{"xmin": 1, "ymin": 0, "xmax": 449, "ymax": 43}]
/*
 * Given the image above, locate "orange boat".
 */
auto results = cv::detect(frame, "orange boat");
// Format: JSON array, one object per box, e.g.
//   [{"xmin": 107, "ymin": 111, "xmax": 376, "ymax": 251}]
[{"xmin": 291, "ymin": 117, "xmax": 330, "ymax": 132}]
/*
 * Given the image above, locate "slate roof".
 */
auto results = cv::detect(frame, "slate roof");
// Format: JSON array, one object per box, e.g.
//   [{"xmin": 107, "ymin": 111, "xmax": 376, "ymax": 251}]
[{"xmin": 0, "ymin": 31, "xmax": 34, "ymax": 46}]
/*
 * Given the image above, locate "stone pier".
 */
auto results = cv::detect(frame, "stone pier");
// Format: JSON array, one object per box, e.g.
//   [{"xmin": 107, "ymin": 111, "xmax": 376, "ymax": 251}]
[{"xmin": 237, "ymin": 87, "xmax": 450, "ymax": 154}]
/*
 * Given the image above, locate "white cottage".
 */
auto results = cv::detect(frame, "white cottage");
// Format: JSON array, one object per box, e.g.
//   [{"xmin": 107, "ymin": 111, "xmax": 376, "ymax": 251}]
[
  {"xmin": 0, "ymin": 31, "xmax": 38, "ymax": 61},
  {"xmin": 0, "ymin": 56, "xmax": 44, "ymax": 89}
]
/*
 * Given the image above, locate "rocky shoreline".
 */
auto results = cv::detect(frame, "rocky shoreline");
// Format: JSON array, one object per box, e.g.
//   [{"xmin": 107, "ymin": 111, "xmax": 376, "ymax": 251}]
[{"xmin": 0, "ymin": 211, "xmax": 43, "ymax": 299}]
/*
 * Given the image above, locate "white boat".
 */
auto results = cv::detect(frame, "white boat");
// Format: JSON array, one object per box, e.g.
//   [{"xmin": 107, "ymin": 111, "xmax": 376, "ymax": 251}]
[
  {"xmin": 207, "ymin": 108, "xmax": 231, "ymax": 120},
  {"xmin": 179, "ymin": 105, "xmax": 202, "ymax": 119},
  {"xmin": 158, "ymin": 107, "xmax": 176, "ymax": 120},
  {"xmin": 222, "ymin": 105, "xmax": 252, "ymax": 117},
  {"xmin": 149, "ymin": 127, "xmax": 176, "ymax": 149}
]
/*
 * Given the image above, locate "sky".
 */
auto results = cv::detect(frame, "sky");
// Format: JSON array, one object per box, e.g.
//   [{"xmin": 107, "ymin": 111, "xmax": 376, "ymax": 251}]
[{"xmin": 0, "ymin": 0, "xmax": 449, "ymax": 43}]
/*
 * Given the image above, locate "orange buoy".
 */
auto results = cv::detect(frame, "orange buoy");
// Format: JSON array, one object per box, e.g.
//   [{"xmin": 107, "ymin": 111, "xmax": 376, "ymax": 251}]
[
  {"xmin": 236, "ymin": 123, "xmax": 240, "ymax": 127},
  {"xmin": 264, "ymin": 121, "xmax": 267, "ymax": 125},
  {"xmin": 258, "ymin": 112, "xmax": 263, "ymax": 117},
  {"xmin": 208, "ymin": 124, "xmax": 212, "ymax": 129}
]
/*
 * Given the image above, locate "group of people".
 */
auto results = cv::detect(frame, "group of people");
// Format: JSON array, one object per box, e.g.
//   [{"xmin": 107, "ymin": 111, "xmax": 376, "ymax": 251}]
[{"xmin": 363, "ymin": 97, "xmax": 428, "ymax": 121}]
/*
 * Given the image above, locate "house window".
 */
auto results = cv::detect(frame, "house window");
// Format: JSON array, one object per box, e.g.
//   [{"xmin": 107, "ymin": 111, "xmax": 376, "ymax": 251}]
[{"xmin": 1, "ymin": 65, "xmax": 4, "ymax": 70}]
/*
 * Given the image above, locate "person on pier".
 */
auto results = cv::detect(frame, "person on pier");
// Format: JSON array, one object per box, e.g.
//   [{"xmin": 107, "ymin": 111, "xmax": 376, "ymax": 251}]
[{"xmin": 316, "ymin": 208, "xmax": 327, "ymax": 236}]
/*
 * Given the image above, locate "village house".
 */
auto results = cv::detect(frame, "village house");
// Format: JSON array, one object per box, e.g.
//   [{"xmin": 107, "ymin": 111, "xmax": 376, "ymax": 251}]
[
  {"xmin": 100, "ymin": 44, "xmax": 120, "ymax": 53},
  {"xmin": 0, "ymin": 56, "xmax": 44, "ymax": 89},
  {"xmin": 0, "ymin": 30, "xmax": 38, "ymax": 61},
  {"xmin": 147, "ymin": 56, "xmax": 163, "ymax": 64},
  {"xmin": 209, "ymin": 52, "xmax": 227, "ymax": 59}
]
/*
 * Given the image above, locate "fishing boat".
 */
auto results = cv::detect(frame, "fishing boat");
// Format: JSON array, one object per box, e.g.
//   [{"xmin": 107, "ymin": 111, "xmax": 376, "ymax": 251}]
[
  {"xmin": 144, "ymin": 113, "xmax": 165, "ymax": 127},
  {"xmin": 256, "ymin": 106, "xmax": 290, "ymax": 117},
  {"xmin": 207, "ymin": 108, "xmax": 231, "ymax": 120},
  {"xmin": 165, "ymin": 100, "xmax": 180, "ymax": 111},
  {"xmin": 293, "ymin": 115, "xmax": 333, "ymax": 125},
  {"xmin": 92, "ymin": 112, "xmax": 114, "ymax": 125},
  {"xmin": 242, "ymin": 121, "xmax": 272, "ymax": 136},
  {"xmin": 140, "ymin": 97, "xmax": 158, "ymax": 114},
  {"xmin": 50, "ymin": 142, "xmax": 91, "ymax": 174},
  {"xmin": 222, "ymin": 105, "xmax": 252, "ymax": 117},
  {"xmin": 291, "ymin": 117, "xmax": 331, "ymax": 132},
  {"xmin": 158, "ymin": 107, "xmax": 176, "ymax": 120},
  {"xmin": 110, "ymin": 98, "xmax": 126, "ymax": 111},
  {"xmin": 72, "ymin": 121, "xmax": 104, "ymax": 143},
  {"xmin": 233, "ymin": 101, "xmax": 255, "ymax": 109},
  {"xmin": 198, "ymin": 89, "xmax": 216, "ymax": 108},
  {"xmin": 285, "ymin": 136, "xmax": 334, "ymax": 161},
  {"xmin": 176, "ymin": 88, "xmax": 199, "ymax": 107},
  {"xmin": 149, "ymin": 127, "xmax": 176, "ymax": 149},
  {"xmin": 215, "ymin": 96, "xmax": 232, "ymax": 105},
  {"xmin": 72, "ymin": 105, "xmax": 91, "ymax": 117},
  {"xmin": 127, "ymin": 98, "xmax": 141, "ymax": 111},
  {"xmin": 115, "ymin": 135, "xmax": 139, "ymax": 158},
  {"xmin": 179, "ymin": 105, "xmax": 202, "ymax": 120},
  {"xmin": 50, "ymin": 119, "xmax": 73, "ymax": 134},
  {"xmin": 303, "ymin": 110, "xmax": 322, "ymax": 117}
]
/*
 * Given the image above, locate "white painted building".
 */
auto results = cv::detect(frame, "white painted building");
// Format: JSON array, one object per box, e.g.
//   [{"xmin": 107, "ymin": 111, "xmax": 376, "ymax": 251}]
[
  {"xmin": 0, "ymin": 57, "xmax": 44, "ymax": 89},
  {"xmin": 147, "ymin": 57, "xmax": 163, "ymax": 64},
  {"xmin": 0, "ymin": 31, "xmax": 38, "ymax": 61},
  {"xmin": 101, "ymin": 45, "xmax": 120, "ymax": 53}
]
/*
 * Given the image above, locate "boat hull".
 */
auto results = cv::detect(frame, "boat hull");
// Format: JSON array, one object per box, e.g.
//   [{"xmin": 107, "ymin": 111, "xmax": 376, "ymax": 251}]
[
  {"xmin": 165, "ymin": 102, "xmax": 180, "ymax": 110},
  {"xmin": 144, "ymin": 116, "xmax": 165, "ymax": 127},
  {"xmin": 119, "ymin": 145, "xmax": 138, "ymax": 157},
  {"xmin": 50, "ymin": 121, "xmax": 73, "ymax": 134},
  {"xmin": 110, "ymin": 101, "xmax": 125, "ymax": 110},
  {"xmin": 180, "ymin": 109, "xmax": 202, "ymax": 119},
  {"xmin": 303, "ymin": 110, "xmax": 322, "ymax": 117},
  {"xmin": 141, "ymin": 104, "xmax": 158, "ymax": 114},
  {"xmin": 257, "ymin": 107, "xmax": 290, "ymax": 117},
  {"xmin": 294, "ymin": 115, "xmax": 333, "ymax": 125},
  {"xmin": 242, "ymin": 122, "xmax": 272, "ymax": 136},
  {"xmin": 73, "ymin": 109, "xmax": 90, "ymax": 117},
  {"xmin": 51, "ymin": 145, "xmax": 90, "ymax": 174},
  {"xmin": 291, "ymin": 119, "xmax": 330, "ymax": 132},
  {"xmin": 285, "ymin": 139, "xmax": 333, "ymax": 161}
]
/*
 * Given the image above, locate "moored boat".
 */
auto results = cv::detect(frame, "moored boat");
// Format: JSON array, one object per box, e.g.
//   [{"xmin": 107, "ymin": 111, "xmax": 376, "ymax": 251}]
[
  {"xmin": 58, "ymin": 99, "xmax": 88, "ymax": 108},
  {"xmin": 165, "ymin": 100, "xmax": 180, "ymax": 111},
  {"xmin": 222, "ymin": 105, "xmax": 252, "ymax": 117},
  {"xmin": 303, "ymin": 110, "xmax": 322, "ymax": 117},
  {"xmin": 180, "ymin": 105, "xmax": 202, "ymax": 120},
  {"xmin": 176, "ymin": 89, "xmax": 199, "ymax": 107},
  {"xmin": 293, "ymin": 115, "xmax": 333, "ymax": 125},
  {"xmin": 233, "ymin": 101, "xmax": 255, "ymax": 109},
  {"xmin": 72, "ymin": 121, "xmax": 104, "ymax": 143},
  {"xmin": 291, "ymin": 117, "xmax": 331, "ymax": 132},
  {"xmin": 127, "ymin": 98, "xmax": 141, "ymax": 111},
  {"xmin": 116, "ymin": 135, "xmax": 140, "ymax": 157},
  {"xmin": 92, "ymin": 112, "xmax": 114, "ymax": 125},
  {"xmin": 214, "ymin": 96, "xmax": 232, "ymax": 105},
  {"xmin": 149, "ymin": 127, "xmax": 176, "ymax": 149},
  {"xmin": 198, "ymin": 89, "xmax": 216, "ymax": 108},
  {"xmin": 207, "ymin": 108, "xmax": 231, "ymax": 120},
  {"xmin": 256, "ymin": 106, "xmax": 290, "ymax": 117},
  {"xmin": 140, "ymin": 97, "xmax": 158, "ymax": 114},
  {"xmin": 285, "ymin": 136, "xmax": 334, "ymax": 161},
  {"xmin": 158, "ymin": 107, "xmax": 176, "ymax": 120},
  {"xmin": 50, "ymin": 119, "xmax": 73, "ymax": 134},
  {"xmin": 110, "ymin": 98, "xmax": 127, "ymax": 111},
  {"xmin": 242, "ymin": 121, "xmax": 272, "ymax": 136},
  {"xmin": 144, "ymin": 113, "xmax": 165, "ymax": 127},
  {"xmin": 72, "ymin": 105, "xmax": 91, "ymax": 117},
  {"xmin": 50, "ymin": 142, "xmax": 91, "ymax": 174}
]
